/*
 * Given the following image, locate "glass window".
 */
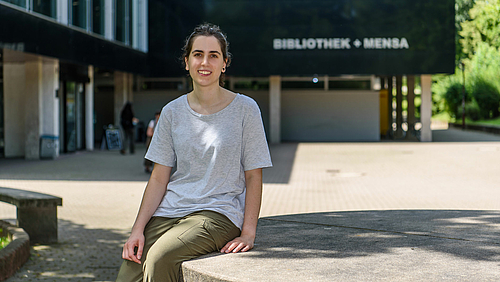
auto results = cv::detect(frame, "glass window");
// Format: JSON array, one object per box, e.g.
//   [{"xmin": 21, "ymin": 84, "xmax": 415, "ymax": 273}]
[
  {"xmin": 71, "ymin": 0, "xmax": 88, "ymax": 29},
  {"xmin": 128, "ymin": 0, "xmax": 133, "ymax": 45},
  {"xmin": 93, "ymin": 0, "xmax": 104, "ymax": 35},
  {"xmin": 115, "ymin": 0, "xmax": 125, "ymax": 43},
  {"xmin": 33, "ymin": 0, "xmax": 57, "ymax": 18},
  {"xmin": 1, "ymin": 0, "xmax": 26, "ymax": 8},
  {"xmin": 116, "ymin": 0, "xmax": 133, "ymax": 45}
]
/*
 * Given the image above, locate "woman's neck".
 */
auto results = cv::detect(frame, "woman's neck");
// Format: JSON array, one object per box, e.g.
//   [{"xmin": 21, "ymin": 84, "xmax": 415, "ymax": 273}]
[
  {"xmin": 188, "ymin": 86, "xmax": 236, "ymax": 115},
  {"xmin": 191, "ymin": 85, "xmax": 223, "ymax": 107}
]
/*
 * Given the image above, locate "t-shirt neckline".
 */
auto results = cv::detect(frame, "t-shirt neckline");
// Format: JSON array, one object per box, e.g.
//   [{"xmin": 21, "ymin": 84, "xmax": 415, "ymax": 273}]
[{"xmin": 184, "ymin": 93, "xmax": 240, "ymax": 117}]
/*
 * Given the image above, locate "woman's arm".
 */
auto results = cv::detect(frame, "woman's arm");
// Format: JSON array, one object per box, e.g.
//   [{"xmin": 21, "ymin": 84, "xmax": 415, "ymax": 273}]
[
  {"xmin": 122, "ymin": 164, "xmax": 172, "ymax": 264},
  {"xmin": 221, "ymin": 168, "xmax": 263, "ymax": 253}
]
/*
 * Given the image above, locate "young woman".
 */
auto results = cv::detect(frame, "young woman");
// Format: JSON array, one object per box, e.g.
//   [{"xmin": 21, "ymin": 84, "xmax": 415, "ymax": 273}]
[{"xmin": 116, "ymin": 23, "xmax": 272, "ymax": 282}]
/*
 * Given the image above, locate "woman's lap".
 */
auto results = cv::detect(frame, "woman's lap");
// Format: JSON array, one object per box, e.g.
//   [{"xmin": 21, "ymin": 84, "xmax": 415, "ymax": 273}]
[{"xmin": 116, "ymin": 210, "xmax": 240, "ymax": 282}]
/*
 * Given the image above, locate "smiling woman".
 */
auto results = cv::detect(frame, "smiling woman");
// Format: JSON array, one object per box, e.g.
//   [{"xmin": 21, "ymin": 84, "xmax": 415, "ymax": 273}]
[{"xmin": 116, "ymin": 23, "xmax": 272, "ymax": 282}]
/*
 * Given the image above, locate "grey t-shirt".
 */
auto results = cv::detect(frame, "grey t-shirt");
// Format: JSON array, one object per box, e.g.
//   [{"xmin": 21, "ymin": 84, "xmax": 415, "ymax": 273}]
[{"xmin": 145, "ymin": 93, "xmax": 272, "ymax": 229}]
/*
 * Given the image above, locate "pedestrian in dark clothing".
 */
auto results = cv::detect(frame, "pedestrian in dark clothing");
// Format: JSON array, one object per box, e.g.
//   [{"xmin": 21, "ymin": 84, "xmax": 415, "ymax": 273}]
[{"xmin": 120, "ymin": 102, "xmax": 138, "ymax": 154}]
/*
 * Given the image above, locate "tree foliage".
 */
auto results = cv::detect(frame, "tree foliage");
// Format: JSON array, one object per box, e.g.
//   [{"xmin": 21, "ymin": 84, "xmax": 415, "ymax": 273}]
[
  {"xmin": 455, "ymin": 0, "xmax": 476, "ymax": 61},
  {"xmin": 460, "ymin": 0, "xmax": 500, "ymax": 58},
  {"xmin": 434, "ymin": 1, "xmax": 500, "ymax": 120}
]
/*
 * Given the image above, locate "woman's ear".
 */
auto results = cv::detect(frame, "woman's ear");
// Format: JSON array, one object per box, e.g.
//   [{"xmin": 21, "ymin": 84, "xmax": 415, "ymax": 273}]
[
  {"xmin": 222, "ymin": 59, "xmax": 228, "ymax": 73},
  {"xmin": 185, "ymin": 57, "xmax": 189, "ymax": 71}
]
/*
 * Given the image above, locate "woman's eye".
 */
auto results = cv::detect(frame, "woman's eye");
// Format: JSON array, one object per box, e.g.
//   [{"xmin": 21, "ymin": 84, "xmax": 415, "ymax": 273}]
[{"xmin": 211, "ymin": 54, "xmax": 218, "ymax": 58}]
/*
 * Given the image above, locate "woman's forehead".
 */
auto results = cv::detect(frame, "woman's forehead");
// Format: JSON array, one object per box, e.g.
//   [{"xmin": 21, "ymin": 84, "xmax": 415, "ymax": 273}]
[{"xmin": 191, "ymin": 36, "xmax": 222, "ymax": 52}]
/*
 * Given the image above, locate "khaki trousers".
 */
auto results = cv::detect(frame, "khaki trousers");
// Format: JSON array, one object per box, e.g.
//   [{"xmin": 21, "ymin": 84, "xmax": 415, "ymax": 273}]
[{"xmin": 116, "ymin": 210, "xmax": 240, "ymax": 282}]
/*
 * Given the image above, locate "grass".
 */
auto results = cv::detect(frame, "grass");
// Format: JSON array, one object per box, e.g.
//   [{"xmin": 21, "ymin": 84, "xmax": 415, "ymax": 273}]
[
  {"xmin": 0, "ymin": 228, "xmax": 11, "ymax": 250},
  {"xmin": 432, "ymin": 112, "xmax": 500, "ymax": 127}
]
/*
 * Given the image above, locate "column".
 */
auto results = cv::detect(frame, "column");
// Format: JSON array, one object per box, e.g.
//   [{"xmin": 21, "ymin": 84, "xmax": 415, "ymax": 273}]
[
  {"xmin": 85, "ymin": 66, "xmax": 94, "ymax": 150},
  {"xmin": 420, "ymin": 75, "xmax": 432, "ymax": 142},
  {"xmin": 104, "ymin": 0, "xmax": 114, "ymax": 41},
  {"xmin": 395, "ymin": 76, "xmax": 403, "ymax": 138},
  {"xmin": 24, "ymin": 56, "xmax": 43, "ymax": 160},
  {"xmin": 3, "ymin": 50, "xmax": 26, "ymax": 157},
  {"xmin": 269, "ymin": 75, "xmax": 281, "ymax": 144},
  {"xmin": 114, "ymin": 71, "xmax": 133, "ymax": 127},
  {"xmin": 406, "ymin": 75, "xmax": 416, "ymax": 139},
  {"xmin": 41, "ymin": 58, "xmax": 60, "ymax": 158},
  {"xmin": 57, "ymin": 0, "xmax": 69, "ymax": 25}
]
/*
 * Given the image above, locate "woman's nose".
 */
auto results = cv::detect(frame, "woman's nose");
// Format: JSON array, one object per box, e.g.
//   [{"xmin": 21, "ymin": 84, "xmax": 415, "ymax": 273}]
[{"xmin": 201, "ymin": 56, "xmax": 209, "ymax": 65}]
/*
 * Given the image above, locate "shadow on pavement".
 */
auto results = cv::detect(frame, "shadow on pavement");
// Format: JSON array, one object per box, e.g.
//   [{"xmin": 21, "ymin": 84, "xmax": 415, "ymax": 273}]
[
  {"xmin": 8, "ymin": 219, "xmax": 126, "ymax": 282},
  {"xmin": 254, "ymin": 210, "xmax": 500, "ymax": 261},
  {"xmin": 0, "ymin": 148, "xmax": 151, "ymax": 182},
  {"xmin": 263, "ymin": 143, "xmax": 298, "ymax": 184},
  {"xmin": 432, "ymin": 128, "xmax": 500, "ymax": 142}
]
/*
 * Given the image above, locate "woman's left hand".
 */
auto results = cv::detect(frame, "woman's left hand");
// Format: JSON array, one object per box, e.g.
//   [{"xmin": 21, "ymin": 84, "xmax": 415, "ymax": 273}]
[{"xmin": 220, "ymin": 234, "xmax": 255, "ymax": 253}]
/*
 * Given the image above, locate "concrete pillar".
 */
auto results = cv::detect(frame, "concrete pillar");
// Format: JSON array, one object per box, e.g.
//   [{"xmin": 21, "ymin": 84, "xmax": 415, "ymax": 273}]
[
  {"xmin": 104, "ymin": 0, "xmax": 114, "ymax": 41},
  {"xmin": 85, "ymin": 66, "xmax": 94, "ymax": 150},
  {"xmin": 114, "ymin": 71, "xmax": 133, "ymax": 126},
  {"xmin": 269, "ymin": 75, "xmax": 281, "ymax": 144},
  {"xmin": 41, "ymin": 58, "xmax": 60, "ymax": 158},
  {"xmin": 128, "ymin": 73, "xmax": 134, "ymax": 102},
  {"xmin": 57, "ymin": 0, "xmax": 69, "ymax": 25},
  {"xmin": 3, "ymin": 50, "xmax": 26, "ymax": 157},
  {"xmin": 24, "ymin": 56, "xmax": 43, "ymax": 160},
  {"xmin": 395, "ymin": 76, "xmax": 403, "ymax": 138},
  {"xmin": 406, "ymin": 75, "xmax": 416, "ymax": 138},
  {"xmin": 420, "ymin": 75, "xmax": 432, "ymax": 142}
]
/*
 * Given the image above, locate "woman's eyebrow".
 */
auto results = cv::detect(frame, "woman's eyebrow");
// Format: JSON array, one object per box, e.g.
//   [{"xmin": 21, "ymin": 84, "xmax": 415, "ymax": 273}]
[{"xmin": 192, "ymin": 50, "xmax": 222, "ymax": 55}]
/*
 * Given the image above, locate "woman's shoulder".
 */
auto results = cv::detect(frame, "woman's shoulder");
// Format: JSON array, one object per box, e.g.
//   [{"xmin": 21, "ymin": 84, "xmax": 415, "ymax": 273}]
[
  {"xmin": 161, "ymin": 94, "xmax": 188, "ymax": 112},
  {"xmin": 234, "ymin": 93, "xmax": 260, "ymax": 112}
]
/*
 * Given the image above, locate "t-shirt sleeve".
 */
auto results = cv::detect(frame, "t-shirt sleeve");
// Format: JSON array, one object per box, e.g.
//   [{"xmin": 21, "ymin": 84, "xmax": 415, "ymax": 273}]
[
  {"xmin": 241, "ymin": 99, "xmax": 273, "ymax": 171},
  {"xmin": 148, "ymin": 119, "xmax": 155, "ymax": 129},
  {"xmin": 144, "ymin": 107, "xmax": 176, "ymax": 167}
]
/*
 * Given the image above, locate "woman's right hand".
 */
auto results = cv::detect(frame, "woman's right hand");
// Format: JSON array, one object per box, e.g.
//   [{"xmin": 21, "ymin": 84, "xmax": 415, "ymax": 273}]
[{"xmin": 122, "ymin": 230, "xmax": 145, "ymax": 264}]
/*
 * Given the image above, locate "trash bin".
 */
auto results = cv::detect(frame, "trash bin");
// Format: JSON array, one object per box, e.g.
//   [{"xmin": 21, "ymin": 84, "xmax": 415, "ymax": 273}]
[{"xmin": 40, "ymin": 135, "xmax": 59, "ymax": 159}]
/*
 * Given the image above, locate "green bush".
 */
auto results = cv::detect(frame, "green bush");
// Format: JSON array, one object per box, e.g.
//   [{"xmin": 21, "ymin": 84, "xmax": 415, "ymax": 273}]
[
  {"xmin": 443, "ymin": 82, "xmax": 468, "ymax": 118},
  {"xmin": 458, "ymin": 100, "xmax": 481, "ymax": 121},
  {"xmin": 470, "ymin": 78, "xmax": 500, "ymax": 119}
]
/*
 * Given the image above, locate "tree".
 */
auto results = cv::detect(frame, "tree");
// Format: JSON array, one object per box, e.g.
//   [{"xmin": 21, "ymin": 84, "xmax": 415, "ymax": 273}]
[
  {"xmin": 455, "ymin": 0, "xmax": 476, "ymax": 61},
  {"xmin": 460, "ymin": 0, "xmax": 500, "ymax": 58}
]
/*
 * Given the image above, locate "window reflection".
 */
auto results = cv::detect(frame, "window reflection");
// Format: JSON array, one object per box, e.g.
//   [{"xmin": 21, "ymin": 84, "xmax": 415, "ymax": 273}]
[
  {"xmin": 71, "ymin": 0, "xmax": 87, "ymax": 29},
  {"xmin": 93, "ymin": 0, "xmax": 104, "ymax": 35},
  {"xmin": 33, "ymin": 0, "xmax": 57, "ymax": 18},
  {"xmin": 2, "ymin": 0, "xmax": 26, "ymax": 8}
]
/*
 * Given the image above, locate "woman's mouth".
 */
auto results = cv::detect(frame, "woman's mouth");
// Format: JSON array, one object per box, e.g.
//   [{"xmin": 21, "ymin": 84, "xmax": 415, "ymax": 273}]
[{"xmin": 198, "ymin": 70, "xmax": 212, "ymax": 76}]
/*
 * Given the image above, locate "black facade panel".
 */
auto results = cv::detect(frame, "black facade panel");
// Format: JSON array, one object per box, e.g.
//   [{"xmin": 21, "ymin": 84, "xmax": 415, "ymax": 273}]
[
  {"xmin": 0, "ymin": 4, "xmax": 148, "ymax": 74},
  {"xmin": 149, "ymin": 0, "xmax": 455, "ymax": 77}
]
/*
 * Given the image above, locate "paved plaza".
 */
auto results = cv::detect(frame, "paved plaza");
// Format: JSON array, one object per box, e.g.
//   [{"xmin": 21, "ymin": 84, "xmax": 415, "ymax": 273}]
[{"xmin": 1, "ymin": 127, "xmax": 500, "ymax": 281}]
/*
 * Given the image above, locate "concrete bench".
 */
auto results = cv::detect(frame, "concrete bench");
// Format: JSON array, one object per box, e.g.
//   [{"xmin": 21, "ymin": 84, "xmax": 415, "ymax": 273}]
[{"xmin": 0, "ymin": 187, "xmax": 62, "ymax": 244}]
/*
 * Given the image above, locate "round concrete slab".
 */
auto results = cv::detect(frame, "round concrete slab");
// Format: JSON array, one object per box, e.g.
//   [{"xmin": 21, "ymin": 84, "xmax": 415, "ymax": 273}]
[{"xmin": 182, "ymin": 210, "xmax": 500, "ymax": 282}]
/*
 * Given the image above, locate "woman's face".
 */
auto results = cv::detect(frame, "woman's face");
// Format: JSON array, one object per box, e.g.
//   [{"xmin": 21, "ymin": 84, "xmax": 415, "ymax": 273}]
[{"xmin": 185, "ymin": 36, "xmax": 227, "ymax": 88}]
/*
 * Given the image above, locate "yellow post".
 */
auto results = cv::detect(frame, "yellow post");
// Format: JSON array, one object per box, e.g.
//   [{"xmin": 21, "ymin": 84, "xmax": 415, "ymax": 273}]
[{"xmin": 379, "ymin": 89, "xmax": 389, "ymax": 136}]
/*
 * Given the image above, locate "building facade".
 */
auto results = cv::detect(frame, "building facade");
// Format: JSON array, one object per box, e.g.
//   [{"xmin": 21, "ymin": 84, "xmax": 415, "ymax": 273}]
[
  {"xmin": 0, "ymin": 0, "xmax": 147, "ymax": 158},
  {"xmin": 1, "ymin": 0, "xmax": 455, "ymax": 159}
]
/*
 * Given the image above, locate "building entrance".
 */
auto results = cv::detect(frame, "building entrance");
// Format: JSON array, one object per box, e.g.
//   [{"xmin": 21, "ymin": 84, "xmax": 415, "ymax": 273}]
[{"xmin": 61, "ymin": 81, "xmax": 85, "ymax": 153}]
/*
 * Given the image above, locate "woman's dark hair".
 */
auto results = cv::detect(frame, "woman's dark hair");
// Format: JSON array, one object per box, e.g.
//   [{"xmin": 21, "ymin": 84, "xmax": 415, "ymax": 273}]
[{"xmin": 181, "ymin": 23, "xmax": 231, "ymax": 87}]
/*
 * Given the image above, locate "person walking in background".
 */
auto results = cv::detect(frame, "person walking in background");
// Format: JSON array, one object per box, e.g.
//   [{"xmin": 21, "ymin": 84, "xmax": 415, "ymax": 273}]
[
  {"xmin": 116, "ymin": 23, "xmax": 272, "ymax": 282},
  {"xmin": 143, "ymin": 111, "xmax": 160, "ymax": 173},
  {"xmin": 120, "ymin": 102, "xmax": 138, "ymax": 155}
]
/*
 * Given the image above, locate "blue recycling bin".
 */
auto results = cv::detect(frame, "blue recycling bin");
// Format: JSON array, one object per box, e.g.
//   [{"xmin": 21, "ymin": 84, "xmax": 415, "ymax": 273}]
[{"xmin": 40, "ymin": 135, "xmax": 59, "ymax": 159}]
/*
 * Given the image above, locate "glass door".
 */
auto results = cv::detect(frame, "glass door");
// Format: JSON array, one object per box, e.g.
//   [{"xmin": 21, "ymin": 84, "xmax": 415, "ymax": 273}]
[
  {"xmin": 65, "ymin": 82, "xmax": 77, "ymax": 152},
  {"xmin": 62, "ymin": 81, "xmax": 85, "ymax": 153}
]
